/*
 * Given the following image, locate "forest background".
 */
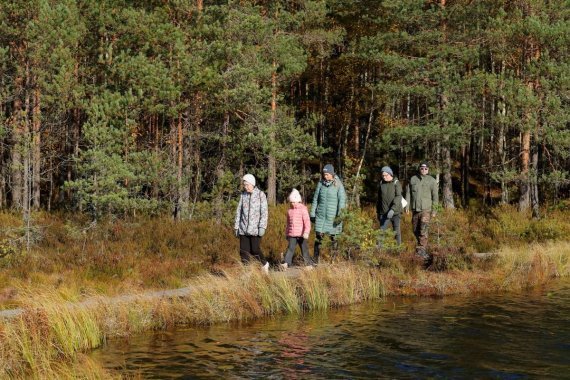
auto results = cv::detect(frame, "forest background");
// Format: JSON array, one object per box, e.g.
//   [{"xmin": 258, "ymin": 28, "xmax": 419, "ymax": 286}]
[
  {"xmin": 1, "ymin": 3, "xmax": 570, "ymax": 376},
  {"xmin": 0, "ymin": 0, "xmax": 569, "ymax": 231}
]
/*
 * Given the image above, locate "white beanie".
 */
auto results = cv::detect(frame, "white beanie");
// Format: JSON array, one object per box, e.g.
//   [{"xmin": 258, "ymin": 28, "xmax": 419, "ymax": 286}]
[
  {"xmin": 242, "ymin": 174, "xmax": 256, "ymax": 187},
  {"xmin": 288, "ymin": 188, "xmax": 302, "ymax": 203}
]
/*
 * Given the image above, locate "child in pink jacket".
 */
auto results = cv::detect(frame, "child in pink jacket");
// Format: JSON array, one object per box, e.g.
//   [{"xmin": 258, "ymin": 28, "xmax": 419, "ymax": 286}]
[{"xmin": 281, "ymin": 189, "xmax": 313, "ymax": 269}]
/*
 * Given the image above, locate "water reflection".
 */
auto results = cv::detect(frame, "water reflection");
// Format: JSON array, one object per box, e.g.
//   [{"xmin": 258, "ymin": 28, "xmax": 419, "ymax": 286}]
[{"xmin": 92, "ymin": 280, "xmax": 570, "ymax": 379}]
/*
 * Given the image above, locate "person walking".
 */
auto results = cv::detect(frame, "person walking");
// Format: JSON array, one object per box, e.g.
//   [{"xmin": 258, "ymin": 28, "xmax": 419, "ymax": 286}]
[
  {"xmin": 234, "ymin": 174, "xmax": 270, "ymax": 273},
  {"xmin": 310, "ymin": 164, "xmax": 346, "ymax": 263},
  {"xmin": 376, "ymin": 166, "xmax": 403, "ymax": 246},
  {"xmin": 406, "ymin": 162, "xmax": 438, "ymax": 263},
  {"xmin": 280, "ymin": 189, "xmax": 313, "ymax": 270}
]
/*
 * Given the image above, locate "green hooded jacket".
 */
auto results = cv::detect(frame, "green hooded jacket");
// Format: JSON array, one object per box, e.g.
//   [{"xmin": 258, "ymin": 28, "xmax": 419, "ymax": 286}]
[
  {"xmin": 310, "ymin": 175, "xmax": 346, "ymax": 234},
  {"xmin": 376, "ymin": 178, "xmax": 403, "ymax": 218}
]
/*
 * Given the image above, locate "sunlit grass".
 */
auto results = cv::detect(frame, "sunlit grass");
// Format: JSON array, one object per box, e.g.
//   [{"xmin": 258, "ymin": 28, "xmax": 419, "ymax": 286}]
[
  {"xmin": 1, "ymin": 205, "xmax": 570, "ymax": 378},
  {"xmin": 1, "ymin": 239, "xmax": 570, "ymax": 378}
]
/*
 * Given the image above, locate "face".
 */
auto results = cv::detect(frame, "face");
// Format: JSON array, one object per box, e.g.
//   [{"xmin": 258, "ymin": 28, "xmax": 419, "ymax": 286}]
[
  {"xmin": 382, "ymin": 172, "xmax": 393, "ymax": 181},
  {"xmin": 243, "ymin": 181, "xmax": 254, "ymax": 193},
  {"xmin": 323, "ymin": 172, "xmax": 333, "ymax": 181},
  {"xmin": 419, "ymin": 165, "xmax": 429, "ymax": 174}
]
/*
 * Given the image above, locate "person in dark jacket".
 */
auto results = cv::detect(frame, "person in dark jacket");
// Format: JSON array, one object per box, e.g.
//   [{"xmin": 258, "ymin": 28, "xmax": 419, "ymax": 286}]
[
  {"xmin": 234, "ymin": 174, "xmax": 269, "ymax": 273},
  {"xmin": 405, "ymin": 162, "xmax": 439, "ymax": 262},
  {"xmin": 310, "ymin": 164, "xmax": 346, "ymax": 263},
  {"xmin": 376, "ymin": 166, "xmax": 403, "ymax": 246}
]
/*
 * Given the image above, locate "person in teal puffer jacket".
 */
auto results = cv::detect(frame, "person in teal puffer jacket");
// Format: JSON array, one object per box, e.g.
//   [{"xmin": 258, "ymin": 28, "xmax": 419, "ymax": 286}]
[{"xmin": 310, "ymin": 164, "xmax": 346, "ymax": 263}]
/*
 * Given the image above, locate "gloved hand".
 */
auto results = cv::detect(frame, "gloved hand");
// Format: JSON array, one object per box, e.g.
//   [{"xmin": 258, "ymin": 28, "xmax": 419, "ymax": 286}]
[
  {"xmin": 310, "ymin": 216, "xmax": 315, "ymax": 223},
  {"xmin": 387, "ymin": 209, "xmax": 395, "ymax": 219},
  {"xmin": 258, "ymin": 228, "xmax": 266, "ymax": 237},
  {"xmin": 302, "ymin": 233, "xmax": 309, "ymax": 240},
  {"xmin": 234, "ymin": 229, "xmax": 239, "ymax": 237}
]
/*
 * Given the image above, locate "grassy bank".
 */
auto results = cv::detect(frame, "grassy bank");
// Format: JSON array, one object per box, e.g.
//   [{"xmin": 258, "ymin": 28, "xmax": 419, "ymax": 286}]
[
  {"xmin": 0, "ymin": 204, "xmax": 569, "ymax": 377},
  {"xmin": 1, "ymin": 240, "xmax": 569, "ymax": 378}
]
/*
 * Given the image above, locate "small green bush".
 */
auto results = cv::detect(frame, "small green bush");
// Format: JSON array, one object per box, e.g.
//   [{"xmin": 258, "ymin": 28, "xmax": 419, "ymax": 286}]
[
  {"xmin": 520, "ymin": 221, "xmax": 562, "ymax": 242},
  {"xmin": 0, "ymin": 239, "xmax": 16, "ymax": 258}
]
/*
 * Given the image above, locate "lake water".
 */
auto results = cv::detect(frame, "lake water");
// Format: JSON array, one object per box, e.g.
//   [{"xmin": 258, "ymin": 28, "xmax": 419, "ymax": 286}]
[{"xmin": 92, "ymin": 280, "xmax": 570, "ymax": 379}]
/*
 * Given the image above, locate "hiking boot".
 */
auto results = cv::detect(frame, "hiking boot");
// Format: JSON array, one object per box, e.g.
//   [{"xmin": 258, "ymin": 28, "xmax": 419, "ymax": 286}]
[
  {"xmin": 415, "ymin": 246, "xmax": 428, "ymax": 258},
  {"xmin": 415, "ymin": 246, "xmax": 431, "ymax": 268},
  {"xmin": 423, "ymin": 254, "xmax": 433, "ymax": 269},
  {"xmin": 303, "ymin": 265, "xmax": 314, "ymax": 271},
  {"xmin": 262, "ymin": 262, "xmax": 269, "ymax": 274},
  {"xmin": 279, "ymin": 263, "xmax": 288, "ymax": 271}
]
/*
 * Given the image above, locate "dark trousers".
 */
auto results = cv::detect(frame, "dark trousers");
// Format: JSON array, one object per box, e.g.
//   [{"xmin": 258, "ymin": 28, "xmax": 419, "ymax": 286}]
[
  {"xmin": 379, "ymin": 213, "xmax": 401, "ymax": 245},
  {"xmin": 412, "ymin": 210, "xmax": 431, "ymax": 247},
  {"xmin": 283, "ymin": 237, "xmax": 312, "ymax": 266},
  {"xmin": 239, "ymin": 235, "xmax": 267, "ymax": 265},
  {"xmin": 313, "ymin": 232, "xmax": 336, "ymax": 263}
]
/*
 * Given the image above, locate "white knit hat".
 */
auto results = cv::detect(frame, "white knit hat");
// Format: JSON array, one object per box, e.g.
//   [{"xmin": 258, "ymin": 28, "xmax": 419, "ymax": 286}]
[
  {"xmin": 288, "ymin": 188, "xmax": 302, "ymax": 203},
  {"xmin": 242, "ymin": 174, "xmax": 256, "ymax": 187}
]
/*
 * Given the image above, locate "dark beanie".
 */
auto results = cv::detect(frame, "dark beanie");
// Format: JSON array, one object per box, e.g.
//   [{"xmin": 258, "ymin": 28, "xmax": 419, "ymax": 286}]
[{"xmin": 322, "ymin": 164, "xmax": 335, "ymax": 175}]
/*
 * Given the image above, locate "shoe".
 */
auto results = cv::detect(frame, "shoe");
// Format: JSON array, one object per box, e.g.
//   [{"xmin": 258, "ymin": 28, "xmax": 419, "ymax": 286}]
[
  {"xmin": 279, "ymin": 263, "xmax": 288, "ymax": 271},
  {"xmin": 303, "ymin": 265, "xmax": 314, "ymax": 271},
  {"xmin": 262, "ymin": 262, "xmax": 270, "ymax": 274},
  {"xmin": 415, "ymin": 246, "xmax": 428, "ymax": 259}
]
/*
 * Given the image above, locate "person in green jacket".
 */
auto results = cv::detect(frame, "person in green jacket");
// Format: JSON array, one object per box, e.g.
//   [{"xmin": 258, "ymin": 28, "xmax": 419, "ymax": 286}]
[
  {"xmin": 376, "ymin": 166, "xmax": 403, "ymax": 246},
  {"xmin": 405, "ymin": 162, "xmax": 439, "ymax": 262},
  {"xmin": 310, "ymin": 164, "xmax": 346, "ymax": 263}
]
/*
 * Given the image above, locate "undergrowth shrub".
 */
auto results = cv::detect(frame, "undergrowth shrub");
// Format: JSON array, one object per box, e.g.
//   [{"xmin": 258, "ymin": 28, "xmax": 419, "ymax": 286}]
[
  {"xmin": 520, "ymin": 220, "xmax": 563, "ymax": 242},
  {"xmin": 332, "ymin": 208, "xmax": 407, "ymax": 266},
  {"xmin": 0, "ymin": 239, "xmax": 16, "ymax": 259},
  {"xmin": 429, "ymin": 246, "xmax": 471, "ymax": 272},
  {"xmin": 335, "ymin": 208, "xmax": 378, "ymax": 258}
]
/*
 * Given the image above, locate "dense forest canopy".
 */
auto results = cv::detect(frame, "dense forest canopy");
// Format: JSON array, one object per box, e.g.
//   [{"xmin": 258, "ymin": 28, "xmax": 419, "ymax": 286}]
[{"xmin": 0, "ymin": 0, "xmax": 568, "ymax": 221}]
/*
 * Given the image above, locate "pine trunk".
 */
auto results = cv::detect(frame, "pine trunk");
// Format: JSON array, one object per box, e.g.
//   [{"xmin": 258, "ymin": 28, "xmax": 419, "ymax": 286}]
[
  {"xmin": 22, "ymin": 62, "xmax": 31, "ymax": 216},
  {"xmin": 531, "ymin": 147, "xmax": 540, "ymax": 219},
  {"xmin": 439, "ymin": 0, "xmax": 454, "ymax": 209},
  {"xmin": 267, "ymin": 62, "xmax": 277, "ymax": 206},
  {"xmin": 498, "ymin": 61, "xmax": 508, "ymax": 204},
  {"xmin": 188, "ymin": 93, "xmax": 203, "ymax": 218},
  {"xmin": 519, "ymin": 129, "xmax": 531, "ymax": 211},
  {"xmin": 440, "ymin": 91, "xmax": 455, "ymax": 209},
  {"xmin": 32, "ymin": 87, "xmax": 41, "ymax": 209},
  {"xmin": 441, "ymin": 142, "xmax": 454, "ymax": 209},
  {"xmin": 10, "ymin": 66, "xmax": 24, "ymax": 209},
  {"xmin": 172, "ymin": 114, "xmax": 184, "ymax": 220},
  {"xmin": 461, "ymin": 145, "xmax": 466, "ymax": 207},
  {"xmin": 214, "ymin": 112, "xmax": 229, "ymax": 224}
]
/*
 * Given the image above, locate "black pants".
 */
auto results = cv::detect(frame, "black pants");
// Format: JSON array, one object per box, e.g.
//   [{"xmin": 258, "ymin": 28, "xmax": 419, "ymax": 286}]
[
  {"xmin": 283, "ymin": 237, "xmax": 312, "ymax": 266},
  {"xmin": 239, "ymin": 235, "xmax": 267, "ymax": 265},
  {"xmin": 379, "ymin": 213, "xmax": 402, "ymax": 245},
  {"xmin": 313, "ymin": 232, "xmax": 336, "ymax": 263}
]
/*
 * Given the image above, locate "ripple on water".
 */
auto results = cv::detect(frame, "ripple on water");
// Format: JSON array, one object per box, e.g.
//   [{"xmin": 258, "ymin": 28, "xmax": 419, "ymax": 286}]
[{"xmin": 91, "ymin": 279, "xmax": 570, "ymax": 379}]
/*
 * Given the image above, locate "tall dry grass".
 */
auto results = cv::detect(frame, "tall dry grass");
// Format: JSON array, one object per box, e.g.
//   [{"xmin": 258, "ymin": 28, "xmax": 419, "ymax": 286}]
[
  {"xmin": 0, "ymin": 264, "xmax": 386, "ymax": 378},
  {"xmin": 1, "ymin": 204, "xmax": 570, "ymax": 377},
  {"xmin": 2, "ymin": 238, "xmax": 569, "ymax": 379},
  {"xmin": 1, "ymin": 204, "xmax": 569, "ymax": 308},
  {"xmin": 0, "ymin": 206, "xmax": 295, "ymax": 309}
]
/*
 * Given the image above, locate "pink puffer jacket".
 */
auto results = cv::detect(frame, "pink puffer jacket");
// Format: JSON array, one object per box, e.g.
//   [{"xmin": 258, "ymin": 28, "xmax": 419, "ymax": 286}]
[{"xmin": 286, "ymin": 203, "xmax": 311, "ymax": 238}]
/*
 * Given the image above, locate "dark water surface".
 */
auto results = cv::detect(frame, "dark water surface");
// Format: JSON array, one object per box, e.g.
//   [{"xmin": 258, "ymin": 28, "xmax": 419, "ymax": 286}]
[{"xmin": 92, "ymin": 280, "xmax": 570, "ymax": 379}]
